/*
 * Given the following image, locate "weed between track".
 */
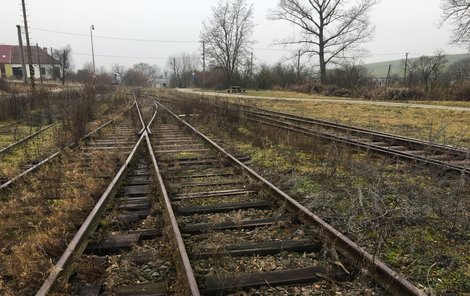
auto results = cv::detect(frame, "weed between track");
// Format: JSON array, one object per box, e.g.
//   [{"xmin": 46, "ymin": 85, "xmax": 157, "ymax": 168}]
[{"xmin": 161, "ymin": 95, "xmax": 470, "ymax": 295}]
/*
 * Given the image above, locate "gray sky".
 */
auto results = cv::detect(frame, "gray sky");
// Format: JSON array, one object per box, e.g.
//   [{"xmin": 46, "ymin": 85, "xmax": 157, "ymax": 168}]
[{"xmin": 0, "ymin": 0, "xmax": 465, "ymax": 72}]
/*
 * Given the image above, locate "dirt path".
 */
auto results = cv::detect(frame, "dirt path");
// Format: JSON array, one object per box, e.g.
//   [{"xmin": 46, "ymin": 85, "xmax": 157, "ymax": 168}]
[{"xmin": 177, "ymin": 89, "xmax": 470, "ymax": 112}]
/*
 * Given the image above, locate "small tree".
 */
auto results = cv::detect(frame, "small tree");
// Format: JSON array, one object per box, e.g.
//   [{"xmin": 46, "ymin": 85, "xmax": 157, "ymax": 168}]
[
  {"xmin": 201, "ymin": 0, "xmax": 255, "ymax": 87},
  {"xmin": 54, "ymin": 45, "xmax": 74, "ymax": 85},
  {"xmin": 168, "ymin": 53, "xmax": 200, "ymax": 88},
  {"xmin": 408, "ymin": 52, "xmax": 448, "ymax": 94}
]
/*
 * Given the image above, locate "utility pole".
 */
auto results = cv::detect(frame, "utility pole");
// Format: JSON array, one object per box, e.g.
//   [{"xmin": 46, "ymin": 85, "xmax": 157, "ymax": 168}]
[
  {"xmin": 403, "ymin": 52, "xmax": 409, "ymax": 84},
  {"xmin": 173, "ymin": 57, "xmax": 177, "ymax": 88},
  {"xmin": 202, "ymin": 41, "xmax": 206, "ymax": 73},
  {"xmin": 16, "ymin": 25, "xmax": 27, "ymax": 84},
  {"xmin": 50, "ymin": 47, "xmax": 55, "ymax": 81},
  {"xmin": 21, "ymin": 0, "xmax": 35, "ymax": 91},
  {"xmin": 90, "ymin": 25, "xmax": 96, "ymax": 74},
  {"xmin": 250, "ymin": 52, "xmax": 254, "ymax": 76},
  {"xmin": 36, "ymin": 43, "xmax": 43, "ymax": 85},
  {"xmin": 202, "ymin": 41, "xmax": 206, "ymax": 89},
  {"xmin": 386, "ymin": 64, "xmax": 392, "ymax": 85},
  {"xmin": 297, "ymin": 50, "xmax": 301, "ymax": 82}
]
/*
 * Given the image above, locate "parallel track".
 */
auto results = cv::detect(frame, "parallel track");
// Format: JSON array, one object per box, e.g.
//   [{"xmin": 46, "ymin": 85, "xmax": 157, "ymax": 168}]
[
  {"xmin": 37, "ymin": 95, "xmax": 427, "ymax": 295},
  {"xmin": 162, "ymin": 95, "xmax": 469, "ymax": 174},
  {"xmin": 244, "ymin": 108, "xmax": 469, "ymax": 173},
  {"xmin": 0, "ymin": 100, "xmax": 138, "ymax": 191}
]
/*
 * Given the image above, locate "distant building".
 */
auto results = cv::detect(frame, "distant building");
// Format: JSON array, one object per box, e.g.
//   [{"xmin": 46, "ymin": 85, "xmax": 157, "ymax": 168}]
[{"xmin": 0, "ymin": 45, "xmax": 58, "ymax": 80}]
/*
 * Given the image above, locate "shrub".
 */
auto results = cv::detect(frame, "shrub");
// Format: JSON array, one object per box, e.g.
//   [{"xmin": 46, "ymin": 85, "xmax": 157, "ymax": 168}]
[
  {"xmin": 450, "ymin": 81, "xmax": 470, "ymax": 101},
  {"xmin": 0, "ymin": 78, "xmax": 10, "ymax": 92},
  {"xmin": 377, "ymin": 87, "xmax": 425, "ymax": 101}
]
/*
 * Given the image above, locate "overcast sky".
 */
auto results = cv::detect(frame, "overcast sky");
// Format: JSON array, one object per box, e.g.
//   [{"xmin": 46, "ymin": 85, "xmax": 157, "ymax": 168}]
[{"xmin": 0, "ymin": 0, "xmax": 465, "ymax": 72}]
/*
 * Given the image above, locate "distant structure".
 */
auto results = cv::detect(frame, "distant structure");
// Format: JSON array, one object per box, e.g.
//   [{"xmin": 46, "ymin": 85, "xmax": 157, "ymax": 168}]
[{"xmin": 0, "ymin": 45, "xmax": 58, "ymax": 80}]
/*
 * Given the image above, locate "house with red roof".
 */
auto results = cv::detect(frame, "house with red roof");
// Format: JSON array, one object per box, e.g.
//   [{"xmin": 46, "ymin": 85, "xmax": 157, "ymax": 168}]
[{"xmin": 0, "ymin": 45, "xmax": 58, "ymax": 80}]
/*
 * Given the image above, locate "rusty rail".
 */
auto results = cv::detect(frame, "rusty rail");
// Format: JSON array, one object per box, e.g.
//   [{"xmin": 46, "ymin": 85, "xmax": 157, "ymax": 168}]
[
  {"xmin": 36, "ymin": 132, "xmax": 145, "ymax": 296},
  {"xmin": 145, "ymin": 128, "xmax": 200, "ymax": 295},
  {"xmin": 0, "ymin": 124, "xmax": 54, "ymax": 156},
  {"xmin": 154, "ymin": 99, "xmax": 427, "ymax": 296}
]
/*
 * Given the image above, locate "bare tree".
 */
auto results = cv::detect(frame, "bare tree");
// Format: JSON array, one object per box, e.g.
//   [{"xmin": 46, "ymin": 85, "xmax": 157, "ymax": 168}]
[
  {"xmin": 408, "ymin": 52, "xmax": 448, "ymax": 94},
  {"xmin": 122, "ymin": 63, "xmax": 161, "ymax": 87},
  {"xmin": 111, "ymin": 63, "xmax": 126, "ymax": 81},
  {"xmin": 201, "ymin": 0, "xmax": 254, "ymax": 87},
  {"xmin": 441, "ymin": 0, "xmax": 470, "ymax": 46},
  {"xmin": 54, "ymin": 45, "xmax": 73, "ymax": 85},
  {"xmin": 269, "ymin": 0, "xmax": 377, "ymax": 84},
  {"xmin": 168, "ymin": 53, "xmax": 200, "ymax": 88}
]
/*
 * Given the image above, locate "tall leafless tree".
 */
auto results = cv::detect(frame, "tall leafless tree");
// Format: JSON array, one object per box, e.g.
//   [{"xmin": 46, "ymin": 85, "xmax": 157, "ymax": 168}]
[
  {"xmin": 269, "ymin": 0, "xmax": 377, "ymax": 84},
  {"xmin": 54, "ymin": 45, "xmax": 73, "ymax": 85},
  {"xmin": 441, "ymin": 0, "xmax": 470, "ymax": 46},
  {"xmin": 200, "ymin": 0, "xmax": 254, "ymax": 87}
]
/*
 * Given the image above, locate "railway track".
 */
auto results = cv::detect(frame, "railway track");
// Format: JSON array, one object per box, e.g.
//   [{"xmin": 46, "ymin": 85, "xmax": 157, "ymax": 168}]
[
  {"xmin": 0, "ymin": 101, "xmax": 138, "ymax": 191},
  {"xmin": 160, "ymin": 95, "xmax": 469, "ymax": 174},
  {"xmin": 37, "ymin": 96, "xmax": 427, "ymax": 295},
  {"xmin": 244, "ymin": 108, "xmax": 470, "ymax": 174}
]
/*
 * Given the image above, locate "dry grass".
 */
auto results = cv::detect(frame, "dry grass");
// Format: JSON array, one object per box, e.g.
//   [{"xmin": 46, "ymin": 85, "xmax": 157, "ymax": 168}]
[{"xmin": 0, "ymin": 148, "xmax": 126, "ymax": 295}]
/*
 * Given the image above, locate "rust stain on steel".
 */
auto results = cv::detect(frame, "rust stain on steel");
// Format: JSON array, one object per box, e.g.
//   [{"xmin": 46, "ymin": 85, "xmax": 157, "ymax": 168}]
[
  {"xmin": 145, "ymin": 132, "xmax": 200, "ymax": 296},
  {"xmin": 36, "ymin": 133, "xmax": 145, "ymax": 296},
  {"xmin": 154, "ymin": 100, "xmax": 427, "ymax": 296}
]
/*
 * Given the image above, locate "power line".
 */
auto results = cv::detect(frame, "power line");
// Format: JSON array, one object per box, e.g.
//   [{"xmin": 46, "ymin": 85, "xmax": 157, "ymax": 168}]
[
  {"xmin": 30, "ymin": 27, "xmax": 198, "ymax": 43},
  {"xmin": 73, "ymin": 52, "xmax": 167, "ymax": 60}
]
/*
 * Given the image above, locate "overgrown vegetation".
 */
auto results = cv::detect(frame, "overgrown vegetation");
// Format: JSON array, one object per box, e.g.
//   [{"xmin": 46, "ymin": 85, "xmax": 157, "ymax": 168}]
[{"xmin": 161, "ymin": 94, "xmax": 469, "ymax": 294}]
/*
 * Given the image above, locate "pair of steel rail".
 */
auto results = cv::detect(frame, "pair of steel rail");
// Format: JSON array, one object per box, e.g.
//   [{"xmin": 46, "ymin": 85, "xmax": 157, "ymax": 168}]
[{"xmin": 36, "ymin": 95, "xmax": 427, "ymax": 295}]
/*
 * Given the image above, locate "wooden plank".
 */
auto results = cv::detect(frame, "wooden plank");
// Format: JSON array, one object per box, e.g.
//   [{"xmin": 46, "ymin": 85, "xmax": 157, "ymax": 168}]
[
  {"xmin": 119, "ymin": 199, "xmax": 151, "ymax": 211},
  {"xmin": 165, "ymin": 159, "xmax": 222, "ymax": 167},
  {"xmin": 170, "ymin": 172, "xmax": 235, "ymax": 180},
  {"xmin": 172, "ymin": 180, "xmax": 244, "ymax": 188},
  {"xmin": 116, "ymin": 282, "xmax": 167, "ymax": 296},
  {"xmin": 183, "ymin": 218, "xmax": 282, "ymax": 234},
  {"xmin": 115, "ymin": 210, "xmax": 151, "ymax": 225},
  {"xmin": 85, "ymin": 233, "xmax": 141, "ymax": 255},
  {"xmin": 155, "ymin": 148, "xmax": 211, "ymax": 154},
  {"xmin": 177, "ymin": 200, "xmax": 271, "ymax": 216},
  {"xmin": 193, "ymin": 239, "xmax": 321, "ymax": 259},
  {"xmin": 78, "ymin": 284, "xmax": 102, "ymax": 296},
  {"xmin": 127, "ymin": 229, "xmax": 161, "ymax": 240},
  {"xmin": 202, "ymin": 267, "xmax": 346, "ymax": 295},
  {"xmin": 125, "ymin": 185, "xmax": 151, "ymax": 196},
  {"xmin": 126, "ymin": 176, "xmax": 150, "ymax": 186},
  {"xmin": 173, "ymin": 189, "xmax": 256, "ymax": 200}
]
